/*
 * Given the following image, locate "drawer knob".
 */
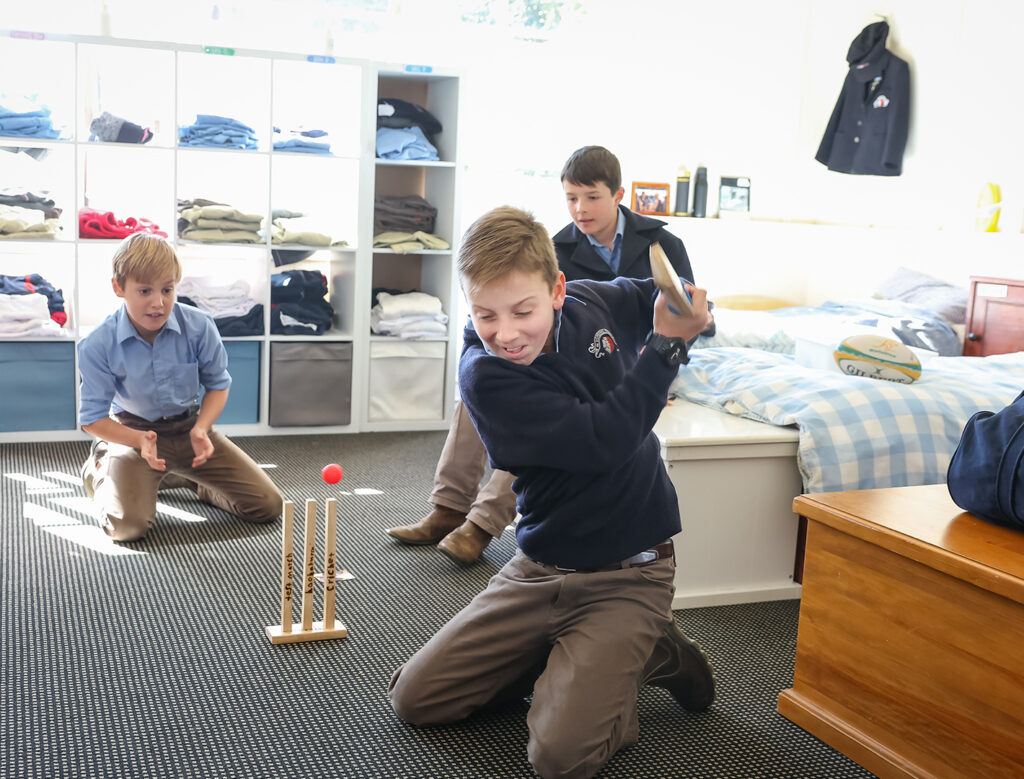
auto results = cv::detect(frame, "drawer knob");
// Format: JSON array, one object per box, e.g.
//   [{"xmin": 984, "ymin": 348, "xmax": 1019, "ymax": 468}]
[{"xmin": 967, "ymin": 332, "xmax": 980, "ymax": 341}]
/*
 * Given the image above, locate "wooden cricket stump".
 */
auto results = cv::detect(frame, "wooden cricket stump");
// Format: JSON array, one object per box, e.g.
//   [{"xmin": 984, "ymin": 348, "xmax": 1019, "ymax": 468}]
[{"xmin": 265, "ymin": 498, "xmax": 349, "ymax": 644}]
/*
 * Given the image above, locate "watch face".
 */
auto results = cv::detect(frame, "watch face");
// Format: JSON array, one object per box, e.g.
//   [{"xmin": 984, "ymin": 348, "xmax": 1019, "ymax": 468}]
[{"xmin": 650, "ymin": 334, "xmax": 684, "ymax": 365}]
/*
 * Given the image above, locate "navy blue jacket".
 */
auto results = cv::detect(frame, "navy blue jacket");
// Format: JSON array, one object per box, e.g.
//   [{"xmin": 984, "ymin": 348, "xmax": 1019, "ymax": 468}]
[
  {"xmin": 458, "ymin": 277, "xmax": 683, "ymax": 570},
  {"xmin": 815, "ymin": 21, "xmax": 910, "ymax": 176},
  {"xmin": 552, "ymin": 206, "xmax": 695, "ymax": 283},
  {"xmin": 947, "ymin": 390, "xmax": 1024, "ymax": 528}
]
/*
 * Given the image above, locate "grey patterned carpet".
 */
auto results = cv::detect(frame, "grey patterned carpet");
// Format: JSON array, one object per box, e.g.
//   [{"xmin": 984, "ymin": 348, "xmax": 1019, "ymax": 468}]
[{"xmin": 1, "ymin": 433, "xmax": 874, "ymax": 778}]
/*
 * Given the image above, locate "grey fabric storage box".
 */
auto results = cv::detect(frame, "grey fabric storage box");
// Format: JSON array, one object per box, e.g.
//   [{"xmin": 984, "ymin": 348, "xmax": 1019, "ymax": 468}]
[
  {"xmin": 269, "ymin": 341, "xmax": 352, "ymax": 427},
  {"xmin": 368, "ymin": 340, "xmax": 446, "ymax": 422}
]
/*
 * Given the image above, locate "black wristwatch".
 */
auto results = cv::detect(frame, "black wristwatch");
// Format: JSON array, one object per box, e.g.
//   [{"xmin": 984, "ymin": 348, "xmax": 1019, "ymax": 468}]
[{"xmin": 646, "ymin": 333, "xmax": 688, "ymax": 366}]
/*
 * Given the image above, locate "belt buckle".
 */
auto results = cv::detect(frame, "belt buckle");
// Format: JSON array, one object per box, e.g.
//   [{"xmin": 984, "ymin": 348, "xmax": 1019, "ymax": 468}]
[{"xmin": 626, "ymin": 549, "xmax": 658, "ymax": 566}]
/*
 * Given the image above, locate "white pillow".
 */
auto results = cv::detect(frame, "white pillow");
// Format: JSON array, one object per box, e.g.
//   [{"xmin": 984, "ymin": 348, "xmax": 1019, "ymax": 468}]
[{"xmin": 874, "ymin": 267, "xmax": 967, "ymax": 324}]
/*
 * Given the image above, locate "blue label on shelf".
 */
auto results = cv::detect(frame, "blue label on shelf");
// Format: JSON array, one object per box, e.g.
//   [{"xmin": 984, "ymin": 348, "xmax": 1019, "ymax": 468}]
[
  {"xmin": 404, "ymin": 64, "xmax": 433, "ymax": 73},
  {"xmin": 203, "ymin": 45, "xmax": 235, "ymax": 56},
  {"xmin": 307, "ymin": 54, "xmax": 336, "ymax": 64}
]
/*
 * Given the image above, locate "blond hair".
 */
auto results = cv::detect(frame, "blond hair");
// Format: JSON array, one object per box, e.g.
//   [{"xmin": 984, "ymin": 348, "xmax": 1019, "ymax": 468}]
[
  {"xmin": 111, "ymin": 233, "xmax": 182, "ymax": 287},
  {"xmin": 457, "ymin": 206, "xmax": 559, "ymax": 296}
]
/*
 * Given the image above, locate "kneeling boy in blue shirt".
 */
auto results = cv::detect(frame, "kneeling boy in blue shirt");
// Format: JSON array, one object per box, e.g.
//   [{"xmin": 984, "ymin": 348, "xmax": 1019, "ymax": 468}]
[
  {"xmin": 77, "ymin": 233, "xmax": 282, "ymax": 541},
  {"xmin": 389, "ymin": 206, "xmax": 716, "ymax": 778}
]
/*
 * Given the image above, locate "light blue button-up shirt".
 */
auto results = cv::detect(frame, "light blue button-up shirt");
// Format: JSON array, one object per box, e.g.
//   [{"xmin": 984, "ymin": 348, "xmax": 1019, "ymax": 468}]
[
  {"xmin": 584, "ymin": 209, "xmax": 627, "ymax": 274},
  {"xmin": 77, "ymin": 302, "xmax": 231, "ymax": 425}
]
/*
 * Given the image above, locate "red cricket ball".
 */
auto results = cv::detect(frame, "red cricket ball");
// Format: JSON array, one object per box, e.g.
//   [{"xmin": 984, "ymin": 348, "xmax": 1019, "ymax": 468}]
[{"xmin": 321, "ymin": 463, "xmax": 343, "ymax": 484}]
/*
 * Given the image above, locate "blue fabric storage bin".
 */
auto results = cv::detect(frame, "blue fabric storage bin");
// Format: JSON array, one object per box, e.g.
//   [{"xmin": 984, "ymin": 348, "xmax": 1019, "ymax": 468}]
[
  {"xmin": 219, "ymin": 341, "xmax": 261, "ymax": 424},
  {"xmin": 0, "ymin": 342, "xmax": 76, "ymax": 432}
]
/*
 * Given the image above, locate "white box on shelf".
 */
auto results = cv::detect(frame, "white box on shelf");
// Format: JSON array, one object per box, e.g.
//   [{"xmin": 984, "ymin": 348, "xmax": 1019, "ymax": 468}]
[{"xmin": 368, "ymin": 339, "xmax": 446, "ymax": 422}]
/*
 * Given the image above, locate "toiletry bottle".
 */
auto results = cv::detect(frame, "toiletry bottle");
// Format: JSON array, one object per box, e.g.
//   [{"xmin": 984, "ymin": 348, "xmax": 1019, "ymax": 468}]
[
  {"xmin": 692, "ymin": 166, "xmax": 708, "ymax": 218},
  {"xmin": 674, "ymin": 167, "xmax": 691, "ymax": 216}
]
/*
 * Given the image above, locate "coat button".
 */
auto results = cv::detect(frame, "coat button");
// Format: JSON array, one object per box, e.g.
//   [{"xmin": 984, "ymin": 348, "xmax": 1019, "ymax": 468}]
[
  {"xmin": 853, "ymin": 136, "xmax": 860, "ymax": 143},
  {"xmin": 857, "ymin": 120, "xmax": 862, "ymax": 126}
]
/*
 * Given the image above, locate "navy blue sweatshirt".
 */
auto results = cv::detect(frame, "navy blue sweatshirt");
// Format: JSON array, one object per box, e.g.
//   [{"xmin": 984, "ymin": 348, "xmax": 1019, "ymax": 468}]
[{"xmin": 458, "ymin": 277, "xmax": 683, "ymax": 570}]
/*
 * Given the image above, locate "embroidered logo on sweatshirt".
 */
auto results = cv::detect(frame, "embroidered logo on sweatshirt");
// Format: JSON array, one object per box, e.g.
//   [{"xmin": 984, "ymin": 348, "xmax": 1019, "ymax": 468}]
[
  {"xmin": 873, "ymin": 94, "xmax": 890, "ymax": 108},
  {"xmin": 588, "ymin": 329, "xmax": 617, "ymax": 358}
]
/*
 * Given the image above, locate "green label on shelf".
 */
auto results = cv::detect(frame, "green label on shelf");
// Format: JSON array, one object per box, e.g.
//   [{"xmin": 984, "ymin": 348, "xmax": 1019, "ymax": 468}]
[
  {"xmin": 307, "ymin": 54, "xmax": 336, "ymax": 64},
  {"xmin": 404, "ymin": 64, "xmax": 433, "ymax": 73},
  {"xmin": 203, "ymin": 45, "xmax": 235, "ymax": 56}
]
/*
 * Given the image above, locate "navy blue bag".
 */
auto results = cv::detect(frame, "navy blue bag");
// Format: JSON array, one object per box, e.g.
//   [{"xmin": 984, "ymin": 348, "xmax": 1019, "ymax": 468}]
[{"xmin": 947, "ymin": 390, "xmax": 1024, "ymax": 528}]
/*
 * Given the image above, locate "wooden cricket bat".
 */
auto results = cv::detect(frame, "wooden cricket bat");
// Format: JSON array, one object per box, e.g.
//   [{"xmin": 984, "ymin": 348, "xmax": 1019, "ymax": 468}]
[{"xmin": 649, "ymin": 241, "xmax": 694, "ymax": 315}]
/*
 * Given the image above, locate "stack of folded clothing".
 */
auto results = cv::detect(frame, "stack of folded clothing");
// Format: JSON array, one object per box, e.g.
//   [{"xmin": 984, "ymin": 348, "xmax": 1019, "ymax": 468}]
[
  {"xmin": 267, "ymin": 209, "xmax": 349, "ymax": 247},
  {"xmin": 370, "ymin": 289, "xmax": 447, "ymax": 339},
  {"xmin": 0, "ymin": 292, "xmax": 66, "ymax": 337},
  {"xmin": 0, "ymin": 95, "xmax": 66, "ymax": 140},
  {"xmin": 0, "ymin": 272, "xmax": 69, "ymax": 334},
  {"xmin": 372, "ymin": 231, "xmax": 450, "ymax": 254},
  {"xmin": 376, "ymin": 97, "xmax": 441, "ymax": 161},
  {"xmin": 272, "ymin": 127, "xmax": 332, "ymax": 154},
  {"xmin": 177, "ymin": 276, "xmax": 264, "ymax": 336},
  {"xmin": 177, "ymin": 199, "xmax": 263, "ymax": 243},
  {"xmin": 373, "ymin": 194, "xmax": 437, "ymax": 234},
  {"xmin": 79, "ymin": 208, "xmax": 167, "ymax": 239},
  {"xmin": 0, "ymin": 204, "xmax": 61, "ymax": 239},
  {"xmin": 178, "ymin": 114, "xmax": 258, "ymax": 149},
  {"xmin": 0, "ymin": 188, "xmax": 61, "ymax": 219},
  {"xmin": 271, "ymin": 269, "xmax": 335, "ymax": 335},
  {"xmin": 1, "ymin": 145, "xmax": 50, "ymax": 161},
  {"xmin": 89, "ymin": 111, "xmax": 153, "ymax": 144}
]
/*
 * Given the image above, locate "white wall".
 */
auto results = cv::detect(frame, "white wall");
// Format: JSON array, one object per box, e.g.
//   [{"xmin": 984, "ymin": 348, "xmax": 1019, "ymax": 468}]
[
  {"xmin": 13, "ymin": 0, "xmax": 1024, "ymax": 300},
  {"xmin": 452, "ymin": 0, "xmax": 1024, "ymax": 302}
]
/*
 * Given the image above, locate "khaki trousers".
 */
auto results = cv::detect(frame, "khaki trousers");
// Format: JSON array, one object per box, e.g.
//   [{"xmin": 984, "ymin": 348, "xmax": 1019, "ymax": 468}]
[
  {"xmin": 430, "ymin": 400, "xmax": 517, "ymax": 537},
  {"xmin": 388, "ymin": 550, "xmax": 675, "ymax": 779},
  {"xmin": 84, "ymin": 412, "xmax": 283, "ymax": 541}
]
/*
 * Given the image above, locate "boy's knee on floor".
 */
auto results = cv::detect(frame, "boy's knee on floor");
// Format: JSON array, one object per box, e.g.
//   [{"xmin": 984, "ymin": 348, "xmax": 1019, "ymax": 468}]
[
  {"xmin": 388, "ymin": 669, "xmax": 434, "ymax": 727},
  {"xmin": 234, "ymin": 488, "xmax": 283, "ymax": 523},
  {"xmin": 253, "ymin": 490, "xmax": 284, "ymax": 522},
  {"xmin": 529, "ymin": 727, "xmax": 610, "ymax": 779}
]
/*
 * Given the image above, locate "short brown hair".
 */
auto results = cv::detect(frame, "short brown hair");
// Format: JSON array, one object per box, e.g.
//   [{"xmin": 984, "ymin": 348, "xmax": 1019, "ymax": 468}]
[
  {"xmin": 457, "ymin": 206, "xmax": 559, "ymax": 297},
  {"xmin": 560, "ymin": 145, "xmax": 621, "ymax": 193},
  {"xmin": 111, "ymin": 233, "xmax": 182, "ymax": 288}
]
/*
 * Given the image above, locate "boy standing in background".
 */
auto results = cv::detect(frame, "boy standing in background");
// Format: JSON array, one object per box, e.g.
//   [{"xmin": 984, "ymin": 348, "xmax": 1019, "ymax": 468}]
[{"xmin": 387, "ymin": 145, "xmax": 703, "ymax": 563}]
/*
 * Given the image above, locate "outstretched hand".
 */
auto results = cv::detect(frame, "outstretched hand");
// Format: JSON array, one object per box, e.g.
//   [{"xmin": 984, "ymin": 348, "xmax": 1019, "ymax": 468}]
[
  {"xmin": 190, "ymin": 427, "xmax": 215, "ymax": 468},
  {"xmin": 653, "ymin": 284, "xmax": 712, "ymax": 342},
  {"xmin": 139, "ymin": 430, "xmax": 166, "ymax": 471}
]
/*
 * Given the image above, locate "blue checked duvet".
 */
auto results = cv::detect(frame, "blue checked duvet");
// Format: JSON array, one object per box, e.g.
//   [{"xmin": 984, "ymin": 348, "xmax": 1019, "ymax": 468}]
[{"xmin": 670, "ymin": 348, "xmax": 1024, "ymax": 494}]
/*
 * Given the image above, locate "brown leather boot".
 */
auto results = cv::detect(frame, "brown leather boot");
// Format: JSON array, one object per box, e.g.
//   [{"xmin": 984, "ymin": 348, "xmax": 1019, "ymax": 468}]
[
  {"xmin": 437, "ymin": 518, "xmax": 493, "ymax": 564},
  {"xmin": 386, "ymin": 505, "xmax": 466, "ymax": 545}
]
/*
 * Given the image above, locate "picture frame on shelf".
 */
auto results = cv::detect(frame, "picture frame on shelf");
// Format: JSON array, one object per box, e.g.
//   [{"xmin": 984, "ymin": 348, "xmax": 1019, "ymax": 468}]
[
  {"xmin": 718, "ymin": 176, "xmax": 751, "ymax": 219},
  {"xmin": 631, "ymin": 182, "xmax": 671, "ymax": 216}
]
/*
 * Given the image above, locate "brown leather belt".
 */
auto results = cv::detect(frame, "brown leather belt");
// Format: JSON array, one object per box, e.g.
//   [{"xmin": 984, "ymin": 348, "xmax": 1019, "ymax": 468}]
[{"xmin": 547, "ymin": 540, "xmax": 675, "ymax": 574}]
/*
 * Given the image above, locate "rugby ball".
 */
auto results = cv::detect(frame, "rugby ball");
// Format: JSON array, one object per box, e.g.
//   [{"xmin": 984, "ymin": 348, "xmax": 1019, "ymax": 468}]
[{"xmin": 833, "ymin": 334, "xmax": 922, "ymax": 384}]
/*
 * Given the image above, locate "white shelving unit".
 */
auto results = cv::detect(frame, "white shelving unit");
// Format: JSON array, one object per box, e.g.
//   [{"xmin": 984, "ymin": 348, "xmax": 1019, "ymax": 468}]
[{"xmin": 0, "ymin": 30, "xmax": 461, "ymax": 442}]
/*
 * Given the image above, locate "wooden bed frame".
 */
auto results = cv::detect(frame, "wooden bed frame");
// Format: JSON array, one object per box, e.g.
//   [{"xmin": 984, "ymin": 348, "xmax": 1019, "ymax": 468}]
[{"xmin": 654, "ymin": 399, "xmax": 804, "ymax": 609}]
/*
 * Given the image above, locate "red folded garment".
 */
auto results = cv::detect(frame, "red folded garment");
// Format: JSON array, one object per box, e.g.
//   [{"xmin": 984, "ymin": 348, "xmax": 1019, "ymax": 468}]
[{"xmin": 78, "ymin": 208, "xmax": 167, "ymax": 239}]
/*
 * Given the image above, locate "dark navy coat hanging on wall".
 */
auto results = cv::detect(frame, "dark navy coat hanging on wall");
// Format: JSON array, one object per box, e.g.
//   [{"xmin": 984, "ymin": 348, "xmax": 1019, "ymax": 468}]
[{"xmin": 815, "ymin": 21, "xmax": 910, "ymax": 176}]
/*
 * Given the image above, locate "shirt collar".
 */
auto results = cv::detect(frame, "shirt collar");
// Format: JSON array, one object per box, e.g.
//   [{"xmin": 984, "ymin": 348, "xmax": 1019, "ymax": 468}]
[
  {"xmin": 115, "ymin": 302, "xmax": 180, "ymax": 343},
  {"xmin": 584, "ymin": 208, "xmax": 626, "ymax": 251}
]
